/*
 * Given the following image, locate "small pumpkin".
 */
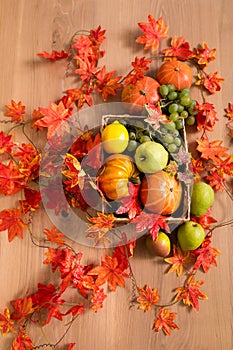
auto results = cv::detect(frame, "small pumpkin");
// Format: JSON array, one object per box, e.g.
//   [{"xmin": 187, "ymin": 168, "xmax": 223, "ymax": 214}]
[
  {"xmin": 121, "ymin": 76, "xmax": 160, "ymax": 113},
  {"xmin": 156, "ymin": 61, "xmax": 193, "ymax": 90},
  {"xmin": 140, "ymin": 170, "xmax": 182, "ymax": 215},
  {"xmin": 97, "ymin": 154, "xmax": 140, "ymax": 201}
]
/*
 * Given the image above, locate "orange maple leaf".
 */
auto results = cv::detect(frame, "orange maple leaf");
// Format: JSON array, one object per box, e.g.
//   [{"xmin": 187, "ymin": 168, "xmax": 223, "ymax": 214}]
[
  {"xmin": 11, "ymin": 327, "xmax": 34, "ymax": 350},
  {"xmin": 0, "ymin": 160, "xmax": 25, "ymax": 195},
  {"xmin": 43, "ymin": 226, "xmax": 65, "ymax": 245},
  {"xmin": 95, "ymin": 66, "xmax": 122, "ymax": 101},
  {"xmin": 88, "ymin": 254, "xmax": 129, "ymax": 291},
  {"xmin": 164, "ymin": 245, "xmax": 194, "ymax": 277},
  {"xmin": 35, "ymin": 101, "xmax": 71, "ymax": 138},
  {"xmin": 153, "ymin": 308, "xmax": 179, "ymax": 335},
  {"xmin": 195, "ymin": 42, "xmax": 216, "ymax": 66},
  {"xmin": 5, "ymin": 100, "xmax": 25, "ymax": 122},
  {"xmin": 91, "ymin": 287, "xmax": 107, "ymax": 313},
  {"xmin": 37, "ymin": 49, "xmax": 68, "ymax": 60},
  {"xmin": 0, "ymin": 208, "xmax": 27, "ymax": 242},
  {"xmin": 196, "ymin": 71, "xmax": 224, "ymax": 94},
  {"xmin": 196, "ymin": 137, "xmax": 229, "ymax": 163},
  {"xmin": 191, "ymin": 237, "xmax": 221, "ymax": 272},
  {"xmin": 162, "ymin": 35, "xmax": 194, "ymax": 60},
  {"xmin": 0, "ymin": 308, "xmax": 15, "ymax": 335},
  {"xmin": 175, "ymin": 274, "xmax": 208, "ymax": 311},
  {"xmin": 10, "ymin": 294, "xmax": 35, "ymax": 323},
  {"xmin": 137, "ymin": 284, "xmax": 160, "ymax": 312},
  {"xmin": 136, "ymin": 15, "xmax": 169, "ymax": 51}
]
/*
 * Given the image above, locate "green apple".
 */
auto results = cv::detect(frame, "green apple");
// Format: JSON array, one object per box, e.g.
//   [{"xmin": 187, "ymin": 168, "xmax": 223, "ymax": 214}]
[
  {"xmin": 134, "ymin": 141, "xmax": 168, "ymax": 173},
  {"xmin": 191, "ymin": 182, "xmax": 214, "ymax": 217},
  {"xmin": 146, "ymin": 232, "xmax": 171, "ymax": 257},
  {"xmin": 177, "ymin": 221, "xmax": 205, "ymax": 251}
]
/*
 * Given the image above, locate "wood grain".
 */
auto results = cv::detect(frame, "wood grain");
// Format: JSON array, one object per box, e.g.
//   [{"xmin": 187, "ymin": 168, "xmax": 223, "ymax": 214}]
[{"xmin": 0, "ymin": 0, "xmax": 232, "ymax": 349}]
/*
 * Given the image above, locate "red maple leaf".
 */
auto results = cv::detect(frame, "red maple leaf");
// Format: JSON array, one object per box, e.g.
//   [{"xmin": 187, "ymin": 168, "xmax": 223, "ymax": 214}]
[
  {"xmin": 37, "ymin": 49, "xmax": 69, "ymax": 60},
  {"xmin": 11, "ymin": 327, "xmax": 34, "ymax": 350},
  {"xmin": 86, "ymin": 212, "xmax": 115, "ymax": 246},
  {"xmin": 116, "ymin": 183, "xmax": 142, "ymax": 219},
  {"xmin": 164, "ymin": 245, "xmax": 194, "ymax": 277},
  {"xmin": 205, "ymin": 169, "xmax": 226, "ymax": 191},
  {"xmin": 195, "ymin": 102, "xmax": 219, "ymax": 131},
  {"xmin": 94, "ymin": 66, "xmax": 122, "ymax": 101},
  {"xmin": 20, "ymin": 188, "xmax": 42, "ymax": 213},
  {"xmin": 137, "ymin": 285, "xmax": 160, "ymax": 312},
  {"xmin": 88, "ymin": 254, "xmax": 129, "ymax": 292},
  {"xmin": 0, "ymin": 161, "xmax": 25, "ymax": 195},
  {"xmin": 194, "ymin": 42, "xmax": 216, "ymax": 66},
  {"xmin": 162, "ymin": 35, "xmax": 194, "ymax": 60},
  {"xmin": 124, "ymin": 56, "xmax": 152, "ymax": 85},
  {"xmin": 153, "ymin": 308, "xmax": 179, "ymax": 335},
  {"xmin": 113, "ymin": 235, "xmax": 136, "ymax": 271},
  {"xmin": 35, "ymin": 101, "xmax": 71, "ymax": 138},
  {"xmin": 190, "ymin": 157, "xmax": 204, "ymax": 181},
  {"xmin": 191, "ymin": 207, "xmax": 217, "ymax": 229},
  {"xmin": 5, "ymin": 100, "xmax": 25, "ymax": 122},
  {"xmin": 175, "ymin": 274, "xmax": 208, "ymax": 311},
  {"xmin": 196, "ymin": 72, "xmax": 224, "ymax": 94},
  {"xmin": 196, "ymin": 137, "xmax": 229, "ymax": 163},
  {"xmin": 0, "ymin": 132, "xmax": 15, "ymax": 155},
  {"xmin": 132, "ymin": 212, "xmax": 170, "ymax": 241},
  {"xmin": 136, "ymin": 15, "xmax": 169, "ymax": 51},
  {"xmin": 0, "ymin": 208, "xmax": 27, "ymax": 242},
  {"xmin": 0, "ymin": 308, "xmax": 15, "ymax": 335},
  {"xmin": 67, "ymin": 344, "xmax": 76, "ymax": 350},
  {"xmin": 10, "ymin": 293, "xmax": 35, "ymax": 323},
  {"xmin": 43, "ymin": 226, "xmax": 65, "ymax": 245},
  {"xmin": 91, "ymin": 287, "xmax": 107, "ymax": 313},
  {"xmin": 191, "ymin": 237, "xmax": 221, "ymax": 272}
]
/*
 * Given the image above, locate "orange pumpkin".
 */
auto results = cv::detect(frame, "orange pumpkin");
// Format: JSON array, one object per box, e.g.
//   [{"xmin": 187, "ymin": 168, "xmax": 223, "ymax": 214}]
[
  {"xmin": 121, "ymin": 76, "xmax": 160, "ymax": 113},
  {"xmin": 97, "ymin": 154, "xmax": 140, "ymax": 201},
  {"xmin": 140, "ymin": 171, "xmax": 182, "ymax": 215},
  {"xmin": 156, "ymin": 61, "xmax": 193, "ymax": 90}
]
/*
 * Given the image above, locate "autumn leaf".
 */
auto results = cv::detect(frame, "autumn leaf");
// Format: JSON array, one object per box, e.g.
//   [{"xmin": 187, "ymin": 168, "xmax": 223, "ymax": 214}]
[
  {"xmin": 116, "ymin": 183, "xmax": 142, "ymax": 220},
  {"xmin": 37, "ymin": 49, "xmax": 69, "ymax": 60},
  {"xmin": 10, "ymin": 293, "xmax": 35, "ymax": 323},
  {"xmin": 44, "ymin": 226, "xmax": 65, "ymax": 245},
  {"xmin": 124, "ymin": 56, "xmax": 152, "ymax": 85},
  {"xmin": 94, "ymin": 66, "xmax": 122, "ymax": 101},
  {"xmin": 67, "ymin": 343, "xmax": 76, "ymax": 350},
  {"xmin": 153, "ymin": 308, "xmax": 179, "ymax": 335},
  {"xmin": 196, "ymin": 137, "xmax": 229, "ymax": 163},
  {"xmin": 0, "ymin": 208, "xmax": 27, "ymax": 242},
  {"xmin": 136, "ymin": 15, "xmax": 169, "ymax": 51},
  {"xmin": 0, "ymin": 308, "xmax": 15, "ymax": 335},
  {"xmin": 35, "ymin": 101, "xmax": 71, "ymax": 138},
  {"xmin": 62, "ymin": 153, "xmax": 82, "ymax": 188},
  {"xmin": 162, "ymin": 35, "xmax": 194, "ymax": 60},
  {"xmin": 5, "ymin": 100, "xmax": 25, "ymax": 122},
  {"xmin": 132, "ymin": 212, "xmax": 170, "ymax": 241},
  {"xmin": 86, "ymin": 212, "xmax": 115, "ymax": 247},
  {"xmin": 191, "ymin": 237, "xmax": 221, "ymax": 273},
  {"xmin": 144, "ymin": 102, "xmax": 169, "ymax": 130},
  {"xmin": 137, "ymin": 285, "xmax": 160, "ymax": 312},
  {"xmin": 175, "ymin": 274, "xmax": 208, "ymax": 311},
  {"xmin": 91, "ymin": 287, "xmax": 107, "ymax": 313},
  {"xmin": 195, "ymin": 102, "xmax": 219, "ymax": 132},
  {"xmin": 0, "ymin": 132, "xmax": 15, "ymax": 155},
  {"xmin": 225, "ymin": 102, "xmax": 233, "ymax": 121},
  {"xmin": 86, "ymin": 132, "xmax": 101, "ymax": 168},
  {"xmin": 164, "ymin": 245, "xmax": 194, "ymax": 277},
  {"xmin": 191, "ymin": 207, "xmax": 217, "ymax": 229},
  {"xmin": 88, "ymin": 254, "xmax": 129, "ymax": 292},
  {"xmin": 0, "ymin": 161, "xmax": 26, "ymax": 196},
  {"xmin": 190, "ymin": 157, "xmax": 204, "ymax": 181},
  {"xmin": 113, "ymin": 235, "xmax": 136, "ymax": 271},
  {"xmin": 194, "ymin": 42, "xmax": 216, "ymax": 66},
  {"xmin": 11, "ymin": 327, "xmax": 34, "ymax": 350},
  {"xmin": 20, "ymin": 188, "xmax": 42, "ymax": 213},
  {"xmin": 196, "ymin": 72, "xmax": 224, "ymax": 94}
]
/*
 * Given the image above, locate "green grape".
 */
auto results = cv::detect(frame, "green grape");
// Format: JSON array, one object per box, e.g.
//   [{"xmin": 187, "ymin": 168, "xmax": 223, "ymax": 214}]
[
  {"xmin": 168, "ymin": 143, "xmax": 178, "ymax": 153},
  {"xmin": 167, "ymin": 84, "xmax": 176, "ymax": 92},
  {"xmin": 190, "ymin": 100, "xmax": 197, "ymax": 109},
  {"xmin": 164, "ymin": 134, "xmax": 174, "ymax": 144},
  {"xmin": 165, "ymin": 121, "xmax": 176, "ymax": 131},
  {"xmin": 180, "ymin": 110, "xmax": 189, "ymax": 119},
  {"xmin": 168, "ymin": 103, "xmax": 179, "ymax": 113},
  {"xmin": 180, "ymin": 95, "xmax": 192, "ymax": 107},
  {"xmin": 119, "ymin": 119, "xmax": 127, "ymax": 125},
  {"xmin": 140, "ymin": 135, "xmax": 151, "ymax": 143},
  {"xmin": 127, "ymin": 140, "xmax": 138, "ymax": 152},
  {"xmin": 135, "ymin": 120, "xmax": 145, "ymax": 129},
  {"xmin": 179, "ymin": 88, "xmax": 190, "ymax": 97},
  {"xmin": 177, "ymin": 104, "xmax": 184, "ymax": 113},
  {"xmin": 159, "ymin": 84, "xmax": 169, "ymax": 97},
  {"xmin": 129, "ymin": 131, "xmax": 136, "ymax": 140},
  {"xmin": 172, "ymin": 129, "xmax": 180, "ymax": 137},
  {"xmin": 174, "ymin": 137, "xmax": 182, "ymax": 147},
  {"xmin": 186, "ymin": 116, "xmax": 196, "ymax": 125},
  {"xmin": 169, "ymin": 112, "xmax": 179, "ymax": 122},
  {"xmin": 168, "ymin": 91, "xmax": 178, "ymax": 101},
  {"xmin": 188, "ymin": 107, "xmax": 198, "ymax": 115},
  {"xmin": 175, "ymin": 119, "xmax": 183, "ymax": 130},
  {"xmin": 160, "ymin": 127, "xmax": 168, "ymax": 134}
]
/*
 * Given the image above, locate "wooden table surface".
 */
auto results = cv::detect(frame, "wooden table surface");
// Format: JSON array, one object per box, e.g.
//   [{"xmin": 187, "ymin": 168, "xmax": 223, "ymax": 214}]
[{"xmin": 0, "ymin": 1, "xmax": 232, "ymax": 349}]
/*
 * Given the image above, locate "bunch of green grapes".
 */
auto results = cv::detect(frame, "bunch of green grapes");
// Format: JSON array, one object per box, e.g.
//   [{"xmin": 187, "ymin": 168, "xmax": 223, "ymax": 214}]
[{"xmin": 159, "ymin": 84, "xmax": 198, "ymax": 127}]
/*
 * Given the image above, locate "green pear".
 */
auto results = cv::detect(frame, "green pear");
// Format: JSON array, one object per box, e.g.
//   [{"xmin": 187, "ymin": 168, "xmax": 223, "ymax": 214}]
[
  {"xmin": 190, "ymin": 182, "xmax": 214, "ymax": 217},
  {"xmin": 177, "ymin": 221, "xmax": 205, "ymax": 251}
]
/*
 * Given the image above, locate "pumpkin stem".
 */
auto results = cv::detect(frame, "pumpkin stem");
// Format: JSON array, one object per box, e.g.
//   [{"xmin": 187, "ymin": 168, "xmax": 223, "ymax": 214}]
[
  {"xmin": 174, "ymin": 67, "xmax": 180, "ymax": 72},
  {"xmin": 139, "ymin": 90, "xmax": 146, "ymax": 96},
  {"xmin": 129, "ymin": 177, "xmax": 141, "ymax": 185}
]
